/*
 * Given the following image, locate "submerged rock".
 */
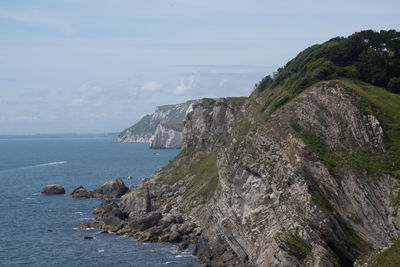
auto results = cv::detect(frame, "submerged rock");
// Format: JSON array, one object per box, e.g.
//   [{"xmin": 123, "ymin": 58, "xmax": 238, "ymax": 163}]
[
  {"xmin": 41, "ymin": 184, "xmax": 65, "ymax": 195},
  {"xmin": 79, "ymin": 221, "xmax": 101, "ymax": 230}
]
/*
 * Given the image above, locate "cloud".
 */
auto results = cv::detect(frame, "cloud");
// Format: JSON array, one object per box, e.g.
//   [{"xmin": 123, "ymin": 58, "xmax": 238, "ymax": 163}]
[
  {"xmin": 173, "ymin": 78, "xmax": 193, "ymax": 95},
  {"xmin": 141, "ymin": 81, "xmax": 163, "ymax": 92}
]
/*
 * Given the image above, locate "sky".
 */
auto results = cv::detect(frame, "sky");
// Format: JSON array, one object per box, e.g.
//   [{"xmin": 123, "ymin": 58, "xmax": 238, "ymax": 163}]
[{"xmin": 1, "ymin": 0, "xmax": 400, "ymax": 134}]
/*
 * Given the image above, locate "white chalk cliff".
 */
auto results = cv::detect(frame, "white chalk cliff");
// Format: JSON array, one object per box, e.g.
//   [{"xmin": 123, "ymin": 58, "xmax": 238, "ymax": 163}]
[{"xmin": 117, "ymin": 100, "xmax": 195, "ymax": 149}]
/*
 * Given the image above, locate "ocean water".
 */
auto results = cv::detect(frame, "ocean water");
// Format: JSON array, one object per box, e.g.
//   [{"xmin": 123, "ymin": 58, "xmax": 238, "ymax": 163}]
[{"xmin": 0, "ymin": 139, "xmax": 201, "ymax": 266}]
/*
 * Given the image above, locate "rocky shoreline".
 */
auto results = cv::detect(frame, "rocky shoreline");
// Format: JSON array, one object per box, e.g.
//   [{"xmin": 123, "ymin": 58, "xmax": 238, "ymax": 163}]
[{"xmin": 43, "ymin": 177, "xmax": 202, "ymax": 257}]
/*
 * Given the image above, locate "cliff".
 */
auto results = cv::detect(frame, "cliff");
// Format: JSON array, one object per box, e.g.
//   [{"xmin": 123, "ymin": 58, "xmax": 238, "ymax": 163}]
[
  {"xmin": 116, "ymin": 100, "xmax": 194, "ymax": 147},
  {"xmin": 104, "ymin": 30, "xmax": 400, "ymax": 266},
  {"xmin": 112, "ymin": 81, "xmax": 400, "ymax": 266},
  {"xmin": 149, "ymin": 80, "xmax": 400, "ymax": 266},
  {"xmin": 149, "ymin": 124, "xmax": 182, "ymax": 149}
]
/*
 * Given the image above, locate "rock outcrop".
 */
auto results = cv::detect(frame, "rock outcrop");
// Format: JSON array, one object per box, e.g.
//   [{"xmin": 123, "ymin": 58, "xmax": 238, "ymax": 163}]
[
  {"xmin": 90, "ymin": 177, "xmax": 128, "ymax": 199},
  {"xmin": 70, "ymin": 185, "xmax": 90, "ymax": 198},
  {"xmin": 70, "ymin": 178, "xmax": 129, "ymax": 199},
  {"xmin": 41, "ymin": 184, "xmax": 65, "ymax": 195},
  {"xmin": 117, "ymin": 100, "xmax": 195, "ymax": 148}
]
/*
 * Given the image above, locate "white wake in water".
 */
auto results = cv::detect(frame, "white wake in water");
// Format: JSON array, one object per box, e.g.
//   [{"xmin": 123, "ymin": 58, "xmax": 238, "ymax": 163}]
[
  {"xmin": 33, "ymin": 161, "xmax": 67, "ymax": 167},
  {"xmin": 0, "ymin": 161, "xmax": 67, "ymax": 173}
]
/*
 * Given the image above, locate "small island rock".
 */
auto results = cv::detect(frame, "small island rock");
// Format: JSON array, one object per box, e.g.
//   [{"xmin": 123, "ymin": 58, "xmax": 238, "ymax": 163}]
[{"xmin": 41, "ymin": 184, "xmax": 65, "ymax": 195}]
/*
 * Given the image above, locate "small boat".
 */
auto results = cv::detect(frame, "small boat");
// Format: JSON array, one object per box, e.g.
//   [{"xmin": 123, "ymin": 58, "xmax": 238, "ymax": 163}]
[
  {"xmin": 127, "ymin": 176, "xmax": 133, "ymax": 180},
  {"xmin": 153, "ymin": 152, "xmax": 159, "ymax": 156}
]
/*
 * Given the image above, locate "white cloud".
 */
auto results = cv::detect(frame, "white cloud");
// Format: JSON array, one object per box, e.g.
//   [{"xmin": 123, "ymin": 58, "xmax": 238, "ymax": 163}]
[
  {"xmin": 173, "ymin": 78, "xmax": 193, "ymax": 95},
  {"xmin": 141, "ymin": 81, "xmax": 163, "ymax": 92}
]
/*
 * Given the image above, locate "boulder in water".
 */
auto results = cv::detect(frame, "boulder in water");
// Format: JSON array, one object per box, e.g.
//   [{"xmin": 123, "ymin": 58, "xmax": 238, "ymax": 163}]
[
  {"xmin": 41, "ymin": 184, "xmax": 65, "ymax": 195},
  {"xmin": 70, "ymin": 185, "xmax": 90, "ymax": 198}
]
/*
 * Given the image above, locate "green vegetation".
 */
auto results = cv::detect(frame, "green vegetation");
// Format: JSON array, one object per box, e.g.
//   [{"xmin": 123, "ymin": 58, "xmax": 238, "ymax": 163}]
[
  {"xmin": 284, "ymin": 234, "xmax": 312, "ymax": 261},
  {"xmin": 357, "ymin": 239, "xmax": 400, "ymax": 267},
  {"xmin": 226, "ymin": 96, "xmax": 247, "ymax": 104},
  {"xmin": 158, "ymin": 149, "xmax": 219, "ymax": 205},
  {"xmin": 287, "ymin": 79, "xmax": 400, "ymax": 180},
  {"xmin": 256, "ymin": 30, "xmax": 400, "ymax": 101},
  {"xmin": 182, "ymin": 153, "xmax": 218, "ymax": 202},
  {"xmin": 340, "ymin": 80, "xmax": 400, "ymax": 178},
  {"xmin": 294, "ymin": 127, "xmax": 341, "ymax": 179}
]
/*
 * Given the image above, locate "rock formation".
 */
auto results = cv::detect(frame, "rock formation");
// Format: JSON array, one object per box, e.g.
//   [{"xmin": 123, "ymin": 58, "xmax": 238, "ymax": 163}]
[
  {"xmin": 149, "ymin": 124, "xmax": 182, "ymax": 149},
  {"xmin": 70, "ymin": 185, "xmax": 90, "ymax": 198},
  {"xmin": 41, "ymin": 184, "xmax": 65, "ymax": 195},
  {"xmin": 89, "ymin": 177, "xmax": 128, "ymax": 199},
  {"xmin": 117, "ymin": 100, "xmax": 194, "ymax": 149},
  {"xmin": 70, "ymin": 178, "xmax": 128, "ymax": 199},
  {"xmin": 107, "ymin": 79, "xmax": 400, "ymax": 266}
]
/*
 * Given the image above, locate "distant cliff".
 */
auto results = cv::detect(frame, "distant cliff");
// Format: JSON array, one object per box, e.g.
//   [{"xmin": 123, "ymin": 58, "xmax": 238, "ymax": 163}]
[
  {"xmin": 116, "ymin": 100, "xmax": 194, "ymax": 148},
  {"xmin": 149, "ymin": 124, "xmax": 182, "ymax": 149}
]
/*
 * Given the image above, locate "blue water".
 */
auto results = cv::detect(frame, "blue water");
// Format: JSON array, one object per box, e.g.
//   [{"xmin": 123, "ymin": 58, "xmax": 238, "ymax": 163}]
[{"xmin": 0, "ymin": 139, "xmax": 201, "ymax": 266}]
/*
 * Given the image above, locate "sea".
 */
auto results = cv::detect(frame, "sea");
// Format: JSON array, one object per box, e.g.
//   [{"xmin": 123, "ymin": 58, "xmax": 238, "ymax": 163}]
[{"xmin": 0, "ymin": 139, "xmax": 202, "ymax": 267}]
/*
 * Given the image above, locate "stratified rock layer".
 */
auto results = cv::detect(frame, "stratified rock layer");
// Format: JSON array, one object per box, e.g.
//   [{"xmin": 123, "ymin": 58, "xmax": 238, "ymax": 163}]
[{"xmin": 117, "ymin": 81, "xmax": 400, "ymax": 266}]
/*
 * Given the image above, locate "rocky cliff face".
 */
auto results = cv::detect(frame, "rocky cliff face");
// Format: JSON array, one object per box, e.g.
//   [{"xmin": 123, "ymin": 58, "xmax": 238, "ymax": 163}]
[
  {"xmin": 149, "ymin": 124, "xmax": 182, "ymax": 149},
  {"xmin": 114, "ymin": 79, "xmax": 400, "ymax": 266},
  {"xmin": 189, "ymin": 81, "xmax": 400, "ymax": 266},
  {"xmin": 117, "ymin": 100, "xmax": 194, "ymax": 148}
]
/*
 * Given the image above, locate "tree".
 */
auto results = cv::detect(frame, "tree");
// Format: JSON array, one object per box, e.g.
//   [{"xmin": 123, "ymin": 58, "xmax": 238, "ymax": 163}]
[{"xmin": 387, "ymin": 77, "xmax": 400, "ymax": 94}]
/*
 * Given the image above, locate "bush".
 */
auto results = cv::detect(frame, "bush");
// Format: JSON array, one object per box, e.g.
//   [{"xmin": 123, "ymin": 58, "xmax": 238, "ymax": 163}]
[{"xmin": 387, "ymin": 77, "xmax": 400, "ymax": 94}]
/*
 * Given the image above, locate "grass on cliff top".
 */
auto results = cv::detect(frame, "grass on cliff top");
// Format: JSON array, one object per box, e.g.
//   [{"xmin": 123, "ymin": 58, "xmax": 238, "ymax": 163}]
[{"xmin": 339, "ymin": 79, "xmax": 400, "ymax": 123}]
